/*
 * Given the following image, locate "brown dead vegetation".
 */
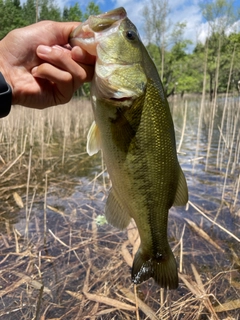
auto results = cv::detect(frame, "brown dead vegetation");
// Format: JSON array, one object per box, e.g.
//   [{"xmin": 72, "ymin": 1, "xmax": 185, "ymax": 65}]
[{"xmin": 0, "ymin": 98, "xmax": 239, "ymax": 319}]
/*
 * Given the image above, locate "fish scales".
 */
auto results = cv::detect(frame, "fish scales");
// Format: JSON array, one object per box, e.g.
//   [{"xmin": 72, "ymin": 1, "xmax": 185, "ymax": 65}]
[{"xmin": 70, "ymin": 7, "xmax": 188, "ymax": 289}]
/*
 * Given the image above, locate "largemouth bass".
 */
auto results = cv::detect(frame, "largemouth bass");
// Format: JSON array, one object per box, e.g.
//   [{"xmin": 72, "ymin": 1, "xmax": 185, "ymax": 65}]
[{"xmin": 70, "ymin": 7, "xmax": 188, "ymax": 289}]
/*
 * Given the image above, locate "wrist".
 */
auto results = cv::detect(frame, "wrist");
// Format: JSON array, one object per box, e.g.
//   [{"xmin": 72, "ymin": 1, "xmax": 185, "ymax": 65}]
[{"xmin": 0, "ymin": 72, "xmax": 12, "ymax": 118}]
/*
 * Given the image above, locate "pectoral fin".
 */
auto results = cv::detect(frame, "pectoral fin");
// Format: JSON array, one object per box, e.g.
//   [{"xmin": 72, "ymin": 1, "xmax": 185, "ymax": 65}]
[
  {"xmin": 105, "ymin": 188, "xmax": 131, "ymax": 229},
  {"xmin": 173, "ymin": 166, "xmax": 188, "ymax": 206},
  {"xmin": 86, "ymin": 121, "xmax": 101, "ymax": 156}
]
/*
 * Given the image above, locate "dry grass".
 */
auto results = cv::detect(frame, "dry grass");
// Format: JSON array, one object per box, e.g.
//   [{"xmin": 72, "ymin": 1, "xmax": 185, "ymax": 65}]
[{"xmin": 0, "ymin": 97, "xmax": 239, "ymax": 319}]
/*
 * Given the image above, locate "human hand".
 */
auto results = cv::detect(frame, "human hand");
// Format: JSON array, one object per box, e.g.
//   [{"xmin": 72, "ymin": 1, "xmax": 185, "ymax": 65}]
[{"xmin": 0, "ymin": 21, "xmax": 95, "ymax": 109}]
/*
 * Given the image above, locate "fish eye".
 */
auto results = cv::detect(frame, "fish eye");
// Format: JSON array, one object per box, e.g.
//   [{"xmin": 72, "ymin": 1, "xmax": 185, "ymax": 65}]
[{"xmin": 126, "ymin": 30, "xmax": 137, "ymax": 41}]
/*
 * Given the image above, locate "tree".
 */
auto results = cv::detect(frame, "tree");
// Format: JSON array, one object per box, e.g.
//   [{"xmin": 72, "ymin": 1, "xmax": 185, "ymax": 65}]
[
  {"xmin": 145, "ymin": 18, "xmax": 193, "ymax": 95},
  {"xmin": 39, "ymin": 0, "xmax": 61, "ymax": 21},
  {"xmin": 0, "ymin": 0, "xmax": 25, "ymax": 39},
  {"xmin": 22, "ymin": 0, "xmax": 37, "ymax": 24},
  {"xmin": 200, "ymin": 0, "xmax": 236, "ymax": 34},
  {"xmin": 199, "ymin": 0, "xmax": 239, "ymax": 169},
  {"xmin": 227, "ymin": 33, "xmax": 240, "ymax": 90},
  {"xmin": 62, "ymin": 6, "xmax": 69, "ymax": 21},
  {"xmin": 199, "ymin": 0, "xmax": 238, "ymax": 99},
  {"xmin": 164, "ymin": 22, "xmax": 192, "ymax": 95},
  {"xmin": 83, "ymin": 1, "xmax": 101, "ymax": 20},
  {"xmin": 142, "ymin": 0, "xmax": 170, "ymax": 81},
  {"xmin": 64, "ymin": 2, "xmax": 82, "ymax": 22}
]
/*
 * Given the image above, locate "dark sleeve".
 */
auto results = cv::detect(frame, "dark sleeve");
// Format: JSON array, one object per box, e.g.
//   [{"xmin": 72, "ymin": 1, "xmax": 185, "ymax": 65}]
[{"xmin": 0, "ymin": 72, "xmax": 12, "ymax": 118}]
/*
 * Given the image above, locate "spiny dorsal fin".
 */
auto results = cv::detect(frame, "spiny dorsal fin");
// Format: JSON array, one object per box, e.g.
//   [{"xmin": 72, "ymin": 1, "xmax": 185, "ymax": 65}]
[
  {"xmin": 173, "ymin": 166, "xmax": 188, "ymax": 206},
  {"xmin": 86, "ymin": 121, "xmax": 101, "ymax": 156},
  {"xmin": 105, "ymin": 188, "xmax": 131, "ymax": 229}
]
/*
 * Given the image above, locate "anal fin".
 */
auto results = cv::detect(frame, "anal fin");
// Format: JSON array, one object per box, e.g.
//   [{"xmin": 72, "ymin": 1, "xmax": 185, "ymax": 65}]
[{"xmin": 173, "ymin": 165, "xmax": 188, "ymax": 206}]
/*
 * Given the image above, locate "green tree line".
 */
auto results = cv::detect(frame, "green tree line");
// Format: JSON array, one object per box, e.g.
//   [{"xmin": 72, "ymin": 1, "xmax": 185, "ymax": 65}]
[
  {"xmin": 146, "ymin": 31, "xmax": 240, "ymax": 98},
  {"xmin": 0, "ymin": 0, "xmax": 101, "ymax": 39},
  {"xmin": 144, "ymin": 0, "xmax": 240, "ymax": 98},
  {"xmin": 1, "ymin": 0, "xmax": 240, "ymax": 96}
]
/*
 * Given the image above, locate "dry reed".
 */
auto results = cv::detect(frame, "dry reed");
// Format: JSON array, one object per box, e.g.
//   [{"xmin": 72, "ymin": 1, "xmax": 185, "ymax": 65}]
[{"xmin": 0, "ymin": 97, "xmax": 239, "ymax": 319}]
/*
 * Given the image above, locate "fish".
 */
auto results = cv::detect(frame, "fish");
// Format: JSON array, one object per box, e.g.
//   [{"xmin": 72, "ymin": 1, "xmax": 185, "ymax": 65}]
[{"xmin": 70, "ymin": 7, "xmax": 188, "ymax": 289}]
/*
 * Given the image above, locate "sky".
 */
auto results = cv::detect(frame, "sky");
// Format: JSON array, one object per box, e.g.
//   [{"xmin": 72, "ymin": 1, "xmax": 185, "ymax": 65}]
[
  {"xmin": 40, "ymin": 0, "xmax": 239, "ymax": 50},
  {"xmin": 54, "ymin": 0, "xmax": 240, "ymax": 50}
]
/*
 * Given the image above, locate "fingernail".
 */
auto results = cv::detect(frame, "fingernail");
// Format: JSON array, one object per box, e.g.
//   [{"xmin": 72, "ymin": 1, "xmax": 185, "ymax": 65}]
[
  {"xmin": 37, "ymin": 45, "xmax": 52, "ymax": 54},
  {"xmin": 52, "ymin": 45, "xmax": 64, "ymax": 51},
  {"xmin": 31, "ymin": 66, "xmax": 38, "ymax": 75}
]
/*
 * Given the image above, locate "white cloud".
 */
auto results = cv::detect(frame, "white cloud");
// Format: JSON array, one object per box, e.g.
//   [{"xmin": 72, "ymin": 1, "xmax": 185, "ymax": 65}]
[
  {"xmin": 113, "ymin": 0, "xmax": 146, "ymax": 31},
  {"xmin": 20, "ymin": 0, "xmax": 240, "ymax": 49},
  {"xmin": 108, "ymin": 0, "xmax": 205, "ymax": 49},
  {"xmin": 170, "ymin": 2, "xmax": 204, "ymax": 47}
]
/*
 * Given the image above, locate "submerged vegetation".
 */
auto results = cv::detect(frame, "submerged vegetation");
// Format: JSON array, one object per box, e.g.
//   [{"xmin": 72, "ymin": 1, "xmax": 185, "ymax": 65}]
[{"xmin": 0, "ymin": 96, "xmax": 239, "ymax": 319}]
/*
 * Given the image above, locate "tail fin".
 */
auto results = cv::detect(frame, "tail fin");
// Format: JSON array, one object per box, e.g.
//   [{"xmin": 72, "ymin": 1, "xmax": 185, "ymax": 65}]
[{"xmin": 131, "ymin": 246, "xmax": 178, "ymax": 289}]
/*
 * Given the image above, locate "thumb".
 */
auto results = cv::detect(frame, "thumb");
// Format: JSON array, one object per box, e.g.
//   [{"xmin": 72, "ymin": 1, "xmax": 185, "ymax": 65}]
[{"xmin": 36, "ymin": 21, "xmax": 82, "ymax": 46}]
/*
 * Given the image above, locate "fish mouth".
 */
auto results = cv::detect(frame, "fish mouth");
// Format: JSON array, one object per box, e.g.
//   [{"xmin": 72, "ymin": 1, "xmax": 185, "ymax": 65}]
[
  {"xmin": 110, "ymin": 97, "xmax": 132, "ymax": 102},
  {"xmin": 88, "ymin": 7, "xmax": 126, "ymax": 32},
  {"xmin": 69, "ymin": 7, "xmax": 127, "ymax": 55},
  {"xmin": 108, "ymin": 96, "xmax": 133, "ymax": 107}
]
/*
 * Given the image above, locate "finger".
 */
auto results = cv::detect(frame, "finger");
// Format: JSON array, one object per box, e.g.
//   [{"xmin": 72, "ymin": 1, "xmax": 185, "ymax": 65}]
[
  {"xmin": 52, "ymin": 21, "xmax": 81, "ymax": 45},
  {"xmin": 32, "ymin": 63, "xmax": 74, "ymax": 104},
  {"xmin": 35, "ymin": 45, "xmax": 94, "ymax": 88},
  {"xmin": 71, "ymin": 46, "xmax": 96, "ymax": 65},
  {"xmin": 36, "ymin": 21, "xmax": 81, "ymax": 47}
]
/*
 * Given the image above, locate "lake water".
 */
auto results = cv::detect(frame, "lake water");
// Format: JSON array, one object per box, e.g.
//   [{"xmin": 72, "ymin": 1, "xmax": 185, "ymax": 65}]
[{"xmin": 0, "ymin": 97, "xmax": 239, "ymax": 319}]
